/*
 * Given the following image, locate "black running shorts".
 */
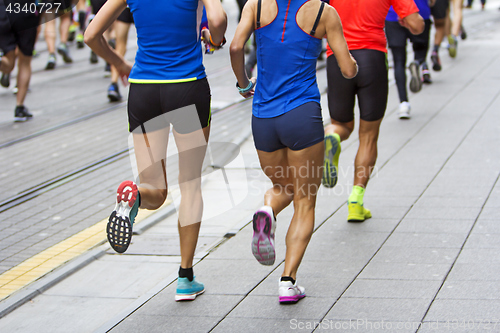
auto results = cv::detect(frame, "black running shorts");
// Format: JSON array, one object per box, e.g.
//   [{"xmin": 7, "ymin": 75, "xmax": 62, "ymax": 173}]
[
  {"xmin": 90, "ymin": 0, "xmax": 132, "ymax": 23},
  {"xmin": 117, "ymin": 7, "xmax": 133, "ymax": 24},
  {"xmin": 385, "ymin": 20, "xmax": 432, "ymax": 48},
  {"xmin": 0, "ymin": 4, "xmax": 40, "ymax": 56},
  {"xmin": 431, "ymin": 0, "xmax": 449, "ymax": 20},
  {"xmin": 127, "ymin": 78, "xmax": 212, "ymax": 134},
  {"xmin": 90, "ymin": 0, "xmax": 106, "ymax": 14},
  {"xmin": 327, "ymin": 49, "xmax": 388, "ymax": 123},
  {"xmin": 252, "ymin": 102, "xmax": 324, "ymax": 152}
]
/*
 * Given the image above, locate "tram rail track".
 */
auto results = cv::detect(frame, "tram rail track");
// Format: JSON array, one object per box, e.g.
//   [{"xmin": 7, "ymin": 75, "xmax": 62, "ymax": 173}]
[{"xmin": 0, "ymin": 96, "xmax": 252, "ymax": 215}]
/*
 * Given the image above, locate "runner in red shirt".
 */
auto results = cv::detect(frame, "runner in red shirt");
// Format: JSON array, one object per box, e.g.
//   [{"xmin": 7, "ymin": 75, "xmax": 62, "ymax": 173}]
[{"xmin": 322, "ymin": 0, "xmax": 424, "ymax": 222}]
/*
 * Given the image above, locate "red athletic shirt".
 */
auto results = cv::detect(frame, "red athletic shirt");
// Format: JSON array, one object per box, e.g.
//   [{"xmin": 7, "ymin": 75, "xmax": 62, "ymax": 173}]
[{"xmin": 326, "ymin": 0, "xmax": 418, "ymax": 55}]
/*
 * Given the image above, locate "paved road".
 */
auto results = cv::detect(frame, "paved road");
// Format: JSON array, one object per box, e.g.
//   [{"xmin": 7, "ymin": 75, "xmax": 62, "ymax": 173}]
[{"xmin": 0, "ymin": 1, "xmax": 500, "ymax": 332}]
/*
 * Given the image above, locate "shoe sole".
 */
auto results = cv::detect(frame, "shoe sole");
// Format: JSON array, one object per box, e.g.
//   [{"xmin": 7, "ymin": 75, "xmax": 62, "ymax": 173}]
[
  {"xmin": 448, "ymin": 46, "xmax": 457, "ymax": 58},
  {"xmin": 77, "ymin": 41, "xmax": 85, "ymax": 49},
  {"xmin": 252, "ymin": 211, "xmax": 275, "ymax": 265},
  {"xmin": 322, "ymin": 135, "xmax": 339, "ymax": 188},
  {"xmin": 107, "ymin": 181, "xmax": 138, "ymax": 253},
  {"xmin": 431, "ymin": 55, "xmax": 441, "ymax": 72},
  {"xmin": 45, "ymin": 62, "xmax": 56, "ymax": 70},
  {"xmin": 1, "ymin": 75, "xmax": 10, "ymax": 88},
  {"xmin": 347, "ymin": 210, "xmax": 372, "ymax": 223},
  {"xmin": 423, "ymin": 74, "xmax": 432, "ymax": 84},
  {"xmin": 175, "ymin": 289, "xmax": 205, "ymax": 301},
  {"xmin": 57, "ymin": 48, "xmax": 73, "ymax": 63},
  {"xmin": 14, "ymin": 116, "xmax": 28, "ymax": 122},
  {"xmin": 409, "ymin": 62, "xmax": 422, "ymax": 93},
  {"xmin": 398, "ymin": 112, "xmax": 410, "ymax": 120},
  {"xmin": 279, "ymin": 294, "xmax": 305, "ymax": 304},
  {"xmin": 448, "ymin": 36, "xmax": 457, "ymax": 58},
  {"xmin": 108, "ymin": 91, "xmax": 121, "ymax": 102}
]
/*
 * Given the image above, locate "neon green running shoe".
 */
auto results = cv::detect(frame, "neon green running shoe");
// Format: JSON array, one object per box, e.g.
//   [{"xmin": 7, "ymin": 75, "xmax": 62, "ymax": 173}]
[
  {"xmin": 76, "ymin": 33, "xmax": 85, "ymax": 49},
  {"xmin": 322, "ymin": 134, "xmax": 341, "ymax": 188},
  {"xmin": 68, "ymin": 24, "xmax": 77, "ymax": 42},
  {"xmin": 347, "ymin": 201, "xmax": 372, "ymax": 223},
  {"xmin": 448, "ymin": 35, "xmax": 457, "ymax": 58}
]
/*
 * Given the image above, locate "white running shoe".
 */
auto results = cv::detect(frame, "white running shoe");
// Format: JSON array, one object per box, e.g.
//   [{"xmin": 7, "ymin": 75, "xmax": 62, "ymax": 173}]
[
  {"xmin": 252, "ymin": 205, "xmax": 276, "ymax": 265},
  {"xmin": 398, "ymin": 101, "xmax": 411, "ymax": 119},
  {"xmin": 279, "ymin": 280, "xmax": 306, "ymax": 304}
]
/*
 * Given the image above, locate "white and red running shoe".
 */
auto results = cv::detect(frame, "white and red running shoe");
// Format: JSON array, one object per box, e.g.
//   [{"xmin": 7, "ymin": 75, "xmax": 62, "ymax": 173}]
[{"xmin": 107, "ymin": 180, "xmax": 139, "ymax": 253}]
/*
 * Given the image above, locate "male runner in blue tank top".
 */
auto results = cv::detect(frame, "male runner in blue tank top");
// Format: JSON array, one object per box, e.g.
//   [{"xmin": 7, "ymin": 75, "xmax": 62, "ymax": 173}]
[
  {"xmin": 231, "ymin": 0, "xmax": 357, "ymax": 303},
  {"xmin": 85, "ymin": 0, "xmax": 227, "ymax": 301}
]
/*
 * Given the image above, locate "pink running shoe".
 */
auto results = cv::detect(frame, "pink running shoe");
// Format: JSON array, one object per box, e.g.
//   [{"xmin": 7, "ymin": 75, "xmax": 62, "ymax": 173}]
[
  {"xmin": 252, "ymin": 206, "xmax": 276, "ymax": 265},
  {"xmin": 279, "ymin": 280, "xmax": 306, "ymax": 304}
]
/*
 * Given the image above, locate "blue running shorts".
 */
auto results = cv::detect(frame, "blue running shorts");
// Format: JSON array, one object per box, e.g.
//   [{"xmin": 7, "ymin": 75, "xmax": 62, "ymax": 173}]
[{"xmin": 252, "ymin": 102, "xmax": 324, "ymax": 152}]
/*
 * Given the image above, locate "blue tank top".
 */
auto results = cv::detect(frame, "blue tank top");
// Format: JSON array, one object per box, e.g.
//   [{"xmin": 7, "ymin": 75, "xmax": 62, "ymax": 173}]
[
  {"xmin": 253, "ymin": 0, "xmax": 322, "ymax": 118},
  {"xmin": 126, "ymin": 0, "xmax": 206, "ymax": 83}
]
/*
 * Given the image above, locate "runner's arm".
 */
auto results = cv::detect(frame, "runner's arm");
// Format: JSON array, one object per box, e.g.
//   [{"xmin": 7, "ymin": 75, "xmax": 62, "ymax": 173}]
[
  {"xmin": 84, "ymin": 0, "xmax": 131, "ymax": 78},
  {"xmin": 202, "ymin": 0, "xmax": 228, "ymax": 46},
  {"xmin": 399, "ymin": 12, "xmax": 425, "ymax": 35},
  {"xmin": 324, "ymin": 5, "xmax": 357, "ymax": 79},
  {"xmin": 230, "ymin": 1, "xmax": 257, "ymax": 97}
]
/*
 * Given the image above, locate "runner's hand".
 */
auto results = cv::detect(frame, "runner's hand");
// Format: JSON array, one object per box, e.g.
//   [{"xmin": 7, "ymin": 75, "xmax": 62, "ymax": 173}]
[
  {"xmin": 117, "ymin": 60, "xmax": 133, "ymax": 86},
  {"xmin": 202, "ymin": 29, "xmax": 225, "ymax": 53},
  {"xmin": 239, "ymin": 77, "xmax": 256, "ymax": 99}
]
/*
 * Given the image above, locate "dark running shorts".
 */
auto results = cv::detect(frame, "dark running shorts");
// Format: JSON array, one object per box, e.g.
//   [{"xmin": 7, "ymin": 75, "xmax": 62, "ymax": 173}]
[
  {"xmin": 127, "ymin": 78, "xmax": 211, "ymax": 134},
  {"xmin": 252, "ymin": 102, "xmax": 324, "ymax": 152},
  {"xmin": 117, "ymin": 7, "xmax": 133, "ymax": 24},
  {"xmin": 327, "ymin": 49, "xmax": 388, "ymax": 123},
  {"xmin": 90, "ymin": 0, "xmax": 106, "ymax": 14},
  {"xmin": 90, "ymin": 0, "xmax": 133, "ymax": 23},
  {"xmin": 431, "ymin": 0, "xmax": 449, "ymax": 20},
  {"xmin": 0, "ymin": 4, "xmax": 40, "ymax": 56},
  {"xmin": 385, "ymin": 19, "xmax": 432, "ymax": 48}
]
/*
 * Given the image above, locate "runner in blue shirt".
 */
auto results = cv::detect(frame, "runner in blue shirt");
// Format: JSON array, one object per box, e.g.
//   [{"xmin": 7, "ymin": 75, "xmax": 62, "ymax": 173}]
[
  {"xmin": 85, "ymin": 0, "xmax": 227, "ymax": 301},
  {"xmin": 230, "ymin": 0, "xmax": 357, "ymax": 303}
]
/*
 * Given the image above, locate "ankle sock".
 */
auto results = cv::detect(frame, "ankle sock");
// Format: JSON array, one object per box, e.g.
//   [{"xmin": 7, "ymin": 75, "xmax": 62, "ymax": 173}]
[
  {"xmin": 281, "ymin": 276, "xmax": 295, "ymax": 285},
  {"xmin": 348, "ymin": 185, "xmax": 365, "ymax": 205},
  {"xmin": 433, "ymin": 45, "xmax": 439, "ymax": 53},
  {"xmin": 179, "ymin": 267, "xmax": 193, "ymax": 282}
]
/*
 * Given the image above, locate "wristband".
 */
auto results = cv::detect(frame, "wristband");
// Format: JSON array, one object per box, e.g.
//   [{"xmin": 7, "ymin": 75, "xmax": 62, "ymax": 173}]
[
  {"xmin": 209, "ymin": 35, "xmax": 226, "ymax": 48},
  {"xmin": 236, "ymin": 80, "xmax": 255, "ymax": 94}
]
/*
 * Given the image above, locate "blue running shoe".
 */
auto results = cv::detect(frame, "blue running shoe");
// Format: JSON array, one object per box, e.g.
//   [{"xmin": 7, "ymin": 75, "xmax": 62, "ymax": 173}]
[
  {"xmin": 107, "ymin": 180, "xmax": 139, "ymax": 253},
  {"xmin": 175, "ymin": 277, "xmax": 205, "ymax": 301},
  {"xmin": 107, "ymin": 83, "xmax": 122, "ymax": 102},
  {"xmin": 252, "ymin": 206, "xmax": 276, "ymax": 265}
]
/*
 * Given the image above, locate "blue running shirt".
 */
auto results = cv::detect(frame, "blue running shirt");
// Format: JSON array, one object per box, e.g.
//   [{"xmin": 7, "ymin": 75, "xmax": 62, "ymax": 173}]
[
  {"xmin": 126, "ymin": 0, "xmax": 206, "ymax": 83},
  {"xmin": 253, "ymin": 0, "xmax": 322, "ymax": 118}
]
